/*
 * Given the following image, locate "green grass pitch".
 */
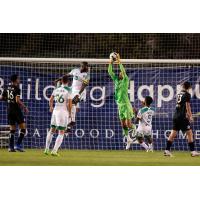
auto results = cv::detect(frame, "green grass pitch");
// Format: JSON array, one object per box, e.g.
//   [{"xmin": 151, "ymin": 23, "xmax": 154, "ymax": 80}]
[{"xmin": 0, "ymin": 149, "xmax": 200, "ymax": 166}]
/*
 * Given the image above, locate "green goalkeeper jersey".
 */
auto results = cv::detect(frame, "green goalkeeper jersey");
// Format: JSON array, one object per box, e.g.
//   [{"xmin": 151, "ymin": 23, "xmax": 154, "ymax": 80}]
[{"xmin": 108, "ymin": 63, "xmax": 130, "ymax": 105}]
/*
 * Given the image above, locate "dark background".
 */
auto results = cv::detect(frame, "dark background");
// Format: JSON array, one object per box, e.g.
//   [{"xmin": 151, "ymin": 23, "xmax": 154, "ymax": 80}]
[{"xmin": 0, "ymin": 33, "xmax": 200, "ymax": 59}]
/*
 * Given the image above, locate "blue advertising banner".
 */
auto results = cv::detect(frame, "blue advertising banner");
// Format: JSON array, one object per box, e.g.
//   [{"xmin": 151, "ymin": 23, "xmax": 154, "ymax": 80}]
[{"xmin": 0, "ymin": 65, "xmax": 200, "ymax": 150}]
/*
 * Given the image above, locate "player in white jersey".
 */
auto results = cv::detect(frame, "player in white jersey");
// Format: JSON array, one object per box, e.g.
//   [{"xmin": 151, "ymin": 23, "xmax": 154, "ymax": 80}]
[
  {"xmin": 136, "ymin": 96, "xmax": 154, "ymax": 151},
  {"xmin": 55, "ymin": 62, "xmax": 90, "ymax": 133},
  {"xmin": 44, "ymin": 75, "xmax": 72, "ymax": 156}
]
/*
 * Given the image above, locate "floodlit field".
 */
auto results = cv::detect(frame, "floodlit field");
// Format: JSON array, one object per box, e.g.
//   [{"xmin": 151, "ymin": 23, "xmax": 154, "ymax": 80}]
[{"xmin": 0, "ymin": 149, "xmax": 200, "ymax": 166}]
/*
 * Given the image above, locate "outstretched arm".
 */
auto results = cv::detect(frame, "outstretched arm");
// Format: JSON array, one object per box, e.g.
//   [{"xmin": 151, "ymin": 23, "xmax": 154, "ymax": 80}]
[
  {"xmin": 117, "ymin": 54, "xmax": 127, "ymax": 78},
  {"xmin": 108, "ymin": 61, "xmax": 117, "ymax": 81}
]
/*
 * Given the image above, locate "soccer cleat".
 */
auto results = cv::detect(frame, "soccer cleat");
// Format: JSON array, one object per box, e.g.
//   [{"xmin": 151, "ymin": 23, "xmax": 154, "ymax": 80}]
[
  {"xmin": 8, "ymin": 148, "xmax": 16, "ymax": 152},
  {"xmin": 191, "ymin": 151, "xmax": 200, "ymax": 157},
  {"xmin": 14, "ymin": 145, "xmax": 25, "ymax": 152},
  {"xmin": 148, "ymin": 145, "xmax": 154, "ymax": 152},
  {"xmin": 44, "ymin": 149, "xmax": 50, "ymax": 155},
  {"xmin": 164, "ymin": 150, "xmax": 172, "ymax": 157},
  {"xmin": 125, "ymin": 136, "xmax": 133, "ymax": 150},
  {"xmin": 51, "ymin": 152, "xmax": 60, "ymax": 157}
]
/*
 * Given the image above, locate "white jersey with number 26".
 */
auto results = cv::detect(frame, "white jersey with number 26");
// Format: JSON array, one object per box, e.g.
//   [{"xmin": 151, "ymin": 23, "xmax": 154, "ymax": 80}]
[{"xmin": 52, "ymin": 85, "xmax": 72, "ymax": 111}]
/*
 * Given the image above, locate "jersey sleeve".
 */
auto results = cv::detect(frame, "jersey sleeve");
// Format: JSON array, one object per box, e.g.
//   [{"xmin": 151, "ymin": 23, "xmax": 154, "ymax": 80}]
[
  {"xmin": 137, "ymin": 109, "xmax": 142, "ymax": 119},
  {"xmin": 2, "ymin": 88, "xmax": 7, "ymax": 100},
  {"xmin": 15, "ymin": 87, "xmax": 21, "ymax": 96},
  {"xmin": 185, "ymin": 93, "xmax": 191, "ymax": 102},
  {"xmin": 68, "ymin": 69, "xmax": 76, "ymax": 76},
  {"xmin": 108, "ymin": 64, "xmax": 117, "ymax": 81},
  {"xmin": 119, "ymin": 63, "xmax": 127, "ymax": 78},
  {"xmin": 51, "ymin": 89, "xmax": 56, "ymax": 97}
]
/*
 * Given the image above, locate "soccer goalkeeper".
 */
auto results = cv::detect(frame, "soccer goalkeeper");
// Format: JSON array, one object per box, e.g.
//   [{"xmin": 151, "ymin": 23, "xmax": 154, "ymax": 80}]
[{"xmin": 108, "ymin": 54, "xmax": 135, "ymax": 149}]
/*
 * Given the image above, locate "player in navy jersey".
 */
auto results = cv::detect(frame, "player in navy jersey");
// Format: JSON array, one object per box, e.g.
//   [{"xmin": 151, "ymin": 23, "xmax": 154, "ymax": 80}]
[
  {"xmin": 1, "ymin": 75, "xmax": 29, "ymax": 152},
  {"xmin": 164, "ymin": 82, "xmax": 200, "ymax": 157}
]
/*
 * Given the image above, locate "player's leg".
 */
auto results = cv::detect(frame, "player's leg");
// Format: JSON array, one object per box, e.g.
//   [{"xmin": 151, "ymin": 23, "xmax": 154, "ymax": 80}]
[
  {"xmin": 44, "ymin": 126, "xmax": 56, "ymax": 155},
  {"xmin": 44, "ymin": 111, "xmax": 57, "ymax": 154},
  {"xmin": 15, "ymin": 122, "xmax": 26, "ymax": 152},
  {"xmin": 185, "ymin": 129, "xmax": 200, "ymax": 156},
  {"xmin": 7, "ymin": 112, "xmax": 16, "ymax": 152},
  {"xmin": 12, "ymin": 110, "xmax": 26, "ymax": 152},
  {"xmin": 183, "ymin": 120, "xmax": 200, "ymax": 156},
  {"xmin": 144, "ymin": 127, "xmax": 153, "ymax": 151},
  {"xmin": 51, "ymin": 111, "xmax": 68, "ymax": 156},
  {"xmin": 164, "ymin": 118, "xmax": 179, "ymax": 156},
  {"xmin": 137, "ymin": 131, "xmax": 149, "ymax": 151},
  {"xmin": 66, "ymin": 104, "xmax": 79, "ymax": 133},
  {"xmin": 164, "ymin": 130, "xmax": 177, "ymax": 156},
  {"xmin": 8, "ymin": 125, "xmax": 16, "ymax": 152},
  {"xmin": 51, "ymin": 129, "xmax": 65, "ymax": 156},
  {"xmin": 145, "ymin": 135, "xmax": 153, "ymax": 151}
]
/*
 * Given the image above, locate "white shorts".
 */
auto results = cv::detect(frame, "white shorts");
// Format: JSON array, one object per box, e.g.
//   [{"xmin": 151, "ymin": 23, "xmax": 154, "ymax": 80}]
[
  {"xmin": 137, "ymin": 125, "xmax": 152, "ymax": 137},
  {"xmin": 51, "ymin": 110, "xmax": 69, "ymax": 130}
]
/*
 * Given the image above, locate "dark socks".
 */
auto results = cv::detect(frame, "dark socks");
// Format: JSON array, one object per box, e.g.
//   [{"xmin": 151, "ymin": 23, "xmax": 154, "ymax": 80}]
[
  {"xmin": 166, "ymin": 140, "xmax": 173, "ymax": 151},
  {"xmin": 9, "ymin": 130, "xmax": 15, "ymax": 149},
  {"xmin": 188, "ymin": 142, "xmax": 195, "ymax": 152},
  {"xmin": 16, "ymin": 129, "xmax": 25, "ymax": 146}
]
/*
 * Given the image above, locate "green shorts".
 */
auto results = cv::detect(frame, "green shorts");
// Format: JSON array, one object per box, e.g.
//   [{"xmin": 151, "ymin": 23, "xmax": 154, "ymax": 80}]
[{"xmin": 118, "ymin": 103, "xmax": 134, "ymax": 120}]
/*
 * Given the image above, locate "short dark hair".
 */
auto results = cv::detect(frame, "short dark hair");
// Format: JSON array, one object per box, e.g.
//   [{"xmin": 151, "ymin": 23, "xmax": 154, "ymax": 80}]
[
  {"xmin": 182, "ymin": 81, "xmax": 191, "ymax": 90},
  {"xmin": 145, "ymin": 96, "xmax": 153, "ymax": 106},
  {"xmin": 62, "ymin": 75, "xmax": 69, "ymax": 84},
  {"xmin": 82, "ymin": 62, "xmax": 88, "ymax": 67},
  {"xmin": 10, "ymin": 74, "xmax": 19, "ymax": 82}
]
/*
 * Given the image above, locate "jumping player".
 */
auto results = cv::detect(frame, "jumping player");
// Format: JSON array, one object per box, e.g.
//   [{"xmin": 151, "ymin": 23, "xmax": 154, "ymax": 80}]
[
  {"xmin": 164, "ymin": 81, "xmax": 200, "ymax": 157},
  {"xmin": 108, "ymin": 54, "xmax": 135, "ymax": 148},
  {"xmin": 55, "ymin": 62, "xmax": 90, "ymax": 133},
  {"xmin": 44, "ymin": 75, "xmax": 72, "ymax": 156},
  {"xmin": 135, "ymin": 96, "xmax": 154, "ymax": 151},
  {"xmin": 1, "ymin": 74, "xmax": 29, "ymax": 152}
]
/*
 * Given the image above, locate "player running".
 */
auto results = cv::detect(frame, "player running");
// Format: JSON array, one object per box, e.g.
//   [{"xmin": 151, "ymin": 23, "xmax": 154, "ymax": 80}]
[
  {"xmin": 44, "ymin": 75, "xmax": 72, "ymax": 156},
  {"xmin": 164, "ymin": 81, "xmax": 200, "ymax": 157},
  {"xmin": 0, "ymin": 74, "xmax": 29, "ymax": 152},
  {"xmin": 108, "ymin": 54, "xmax": 135, "ymax": 148},
  {"xmin": 135, "ymin": 96, "xmax": 154, "ymax": 151},
  {"xmin": 55, "ymin": 62, "xmax": 90, "ymax": 133}
]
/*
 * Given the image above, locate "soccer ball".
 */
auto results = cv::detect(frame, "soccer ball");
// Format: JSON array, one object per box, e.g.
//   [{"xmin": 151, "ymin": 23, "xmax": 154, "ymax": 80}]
[{"xmin": 109, "ymin": 52, "xmax": 118, "ymax": 61}]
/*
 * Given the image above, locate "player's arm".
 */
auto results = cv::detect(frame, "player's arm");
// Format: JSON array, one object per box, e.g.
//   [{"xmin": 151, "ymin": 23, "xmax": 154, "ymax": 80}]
[
  {"xmin": 186, "ymin": 102, "xmax": 193, "ymax": 122},
  {"xmin": 117, "ymin": 54, "xmax": 127, "ymax": 78},
  {"xmin": 79, "ymin": 68, "xmax": 90, "ymax": 95},
  {"xmin": 49, "ymin": 95, "xmax": 54, "ymax": 113},
  {"xmin": 0, "ymin": 89, "xmax": 7, "ymax": 101},
  {"xmin": 108, "ymin": 61, "xmax": 117, "ymax": 81},
  {"xmin": 135, "ymin": 109, "xmax": 142, "ymax": 124},
  {"xmin": 68, "ymin": 98, "xmax": 72, "ymax": 118},
  {"xmin": 16, "ymin": 96, "xmax": 29, "ymax": 114},
  {"xmin": 185, "ymin": 93, "xmax": 193, "ymax": 122}
]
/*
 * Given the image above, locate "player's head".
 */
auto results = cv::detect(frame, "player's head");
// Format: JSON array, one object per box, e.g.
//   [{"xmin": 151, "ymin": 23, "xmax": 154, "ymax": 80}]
[
  {"xmin": 10, "ymin": 74, "xmax": 20, "ymax": 85},
  {"xmin": 119, "ymin": 72, "xmax": 123, "ymax": 80},
  {"xmin": 144, "ymin": 96, "xmax": 153, "ymax": 107},
  {"xmin": 61, "ymin": 75, "xmax": 69, "ymax": 85},
  {"xmin": 80, "ymin": 62, "xmax": 89, "ymax": 73},
  {"xmin": 182, "ymin": 81, "xmax": 191, "ymax": 91}
]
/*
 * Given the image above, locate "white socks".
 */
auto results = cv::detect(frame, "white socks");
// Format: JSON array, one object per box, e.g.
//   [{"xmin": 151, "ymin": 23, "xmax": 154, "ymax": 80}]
[
  {"xmin": 52, "ymin": 134, "xmax": 64, "ymax": 153},
  {"xmin": 45, "ymin": 131, "xmax": 53, "ymax": 150},
  {"xmin": 71, "ymin": 105, "xmax": 77, "ymax": 122},
  {"xmin": 127, "ymin": 134, "xmax": 133, "ymax": 142},
  {"xmin": 140, "ymin": 142, "xmax": 149, "ymax": 150}
]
